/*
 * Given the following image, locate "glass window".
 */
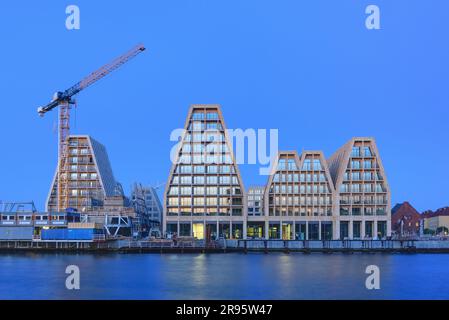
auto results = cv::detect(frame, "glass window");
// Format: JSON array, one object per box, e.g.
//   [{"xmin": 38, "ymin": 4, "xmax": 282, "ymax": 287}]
[
  {"xmin": 351, "ymin": 160, "xmax": 360, "ymax": 169},
  {"xmin": 302, "ymin": 159, "xmax": 312, "ymax": 170},
  {"xmin": 180, "ymin": 187, "xmax": 191, "ymax": 195},
  {"xmin": 363, "ymin": 146, "xmax": 372, "ymax": 157},
  {"xmin": 193, "ymin": 187, "xmax": 204, "ymax": 195},
  {"xmin": 169, "ymin": 187, "xmax": 179, "ymax": 195},
  {"xmin": 278, "ymin": 159, "xmax": 286, "ymax": 170},
  {"xmin": 340, "ymin": 221, "xmax": 349, "ymax": 239},
  {"xmin": 179, "ymin": 223, "xmax": 191, "ymax": 236},
  {"xmin": 207, "ymin": 176, "xmax": 218, "ymax": 184},
  {"xmin": 206, "ymin": 187, "xmax": 217, "ymax": 195},
  {"xmin": 219, "ymin": 176, "xmax": 230, "ymax": 184},
  {"xmin": 353, "ymin": 221, "xmax": 361, "ymax": 239},
  {"xmin": 207, "ymin": 165, "xmax": 218, "ymax": 173},
  {"xmin": 194, "ymin": 166, "xmax": 205, "ymax": 174},
  {"xmin": 206, "ymin": 112, "xmax": 218, "ymax": 120},
  {"xmin": 192, "ymin": 121, "xmax": 204, "ymax": 131},
  {"xmin": 287, "ymin": 159, "xmax": 297, "ymax": 170},
  {"xmin": 308, "ymin": 222, "xmax": 319, "ymax": 240},
  {"xmin": 365, "ymin": 221, "xmax": 373, "ymax": 238},
  {"xmin": 351, "ymin": 147, "xmax": 360, "ymax": 157},
  {"xmin": 364, "ymin": 160, "xmax": 372, "ymax": 169},
  {"xmin": 192, "ymin": 112, "xmax": 204, "ymax": 120},
  {"xmin": 221, "ymin": 165, "xmax": 231, "ymax": 173},
  {"xmin": 180, "ymin": 176, "xmax": 192, "ymax": 184},
  {"xmin": 312, "ymin": 159, "xmax": 322, "ymax": 170}
]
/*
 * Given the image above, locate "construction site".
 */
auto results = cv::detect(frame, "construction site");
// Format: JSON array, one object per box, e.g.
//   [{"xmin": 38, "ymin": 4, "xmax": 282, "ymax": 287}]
[{"xmin": 0, "ymin": 44, "xmax": 163, "ymax": 247}]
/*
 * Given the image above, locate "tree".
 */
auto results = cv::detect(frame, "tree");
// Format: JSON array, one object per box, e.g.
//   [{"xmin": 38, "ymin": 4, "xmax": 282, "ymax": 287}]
[{"xmin": 436, "ymin": 227, "xmax": 449, "ymax": 236}]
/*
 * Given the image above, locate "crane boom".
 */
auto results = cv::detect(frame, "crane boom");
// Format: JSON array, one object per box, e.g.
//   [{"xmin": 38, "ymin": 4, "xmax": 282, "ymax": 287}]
[
  {"xmin": 38, "ymin": 43, "xmax": 146, "ymax": 212},
  {"xmin": 38, "ymin": 44, "xmax": 145, "ymax": 116}
]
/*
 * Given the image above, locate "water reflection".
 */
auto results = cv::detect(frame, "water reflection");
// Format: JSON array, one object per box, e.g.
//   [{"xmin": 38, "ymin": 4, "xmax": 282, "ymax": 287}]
[{"xmin": 1, "ymin": 253, "xmax": 449, "ymax": 299}]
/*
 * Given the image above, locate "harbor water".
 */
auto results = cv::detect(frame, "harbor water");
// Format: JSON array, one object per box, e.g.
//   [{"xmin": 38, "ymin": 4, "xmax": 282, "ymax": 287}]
[{"xmin": 1, "ymin": 253, "xmax": 449, "ymax": 300}]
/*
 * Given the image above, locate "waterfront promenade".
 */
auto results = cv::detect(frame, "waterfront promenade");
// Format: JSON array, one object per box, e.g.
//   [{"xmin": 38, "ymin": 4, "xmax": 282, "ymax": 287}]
[{"xmin": 2, "ymin": 239, "xmax": 449, "ymax": 254}]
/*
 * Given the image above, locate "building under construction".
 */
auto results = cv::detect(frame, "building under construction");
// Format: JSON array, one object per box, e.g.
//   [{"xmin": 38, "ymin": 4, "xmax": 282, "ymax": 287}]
[
  {"xmin": 46, "ymin": 135, "xmax": 124, "ymax": 213},
  {"xmin": 35, "ymin": 44, "xmax": 150, "ymax": 238}
]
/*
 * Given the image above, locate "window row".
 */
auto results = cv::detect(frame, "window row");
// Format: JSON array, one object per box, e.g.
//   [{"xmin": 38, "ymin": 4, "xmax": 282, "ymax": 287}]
[
  {"xmin": 351, "ymin": 146, "xmax": 373, "ymax": 157},
  {"xmin": 167, "ymin": 196, "xmax": 243, "ymax": 206},
  {"xmin": 189, "ymin": 121, "xmax": 224, "ymax": 131},
  {"xmin": 167, "ymin": 207, "xmax": 242, "ymax": 216},
  {"xmin": 268, "ymin": 208, "xmax": 332, "ymax": 217},
  {"xmin": 183, "ymin": 133, "xmax": 226, "ymax": 142},
  {"xmin": 269, "ymin": 195, "xmax": 332, "ymax": 206},
  {"xmin": 191, "ymin": 112, "xmax": 219, "ymax": 120},
  {"xmin": 69, "ymin": 156, "xmax": 94, "ymax": 164},
  {"xmin": 177, "ymin": 154, "xmax": 234, "ymax": 164},
  {"xmin": 69, "ymin": 148, "xmax": 91, "ymax": 155},
  {"xmin": 175, "ymin": 165, "xmax": 234, "ymax": 174},
  {"xmin": 68, "ymin": 182, "xmax": 100, "ymax": 188},
  {"xmin": 339, "ymin": 183, "xmax": 386, "ymax": 193},
  {"xmin": 340, "ymin": 207, "xmax": 387, "ymax": 216},
  {"xmin": 181, "ymin": 143, "xmax": 229, "ymax": 153},
  {"xmin": 68, "ymin": 140, "xmax": 89, "ymax": 147},
  {"xmin": 168, "ymin": 186, "xmax": 242, "ymax": 196},
  {"xmin": 70, "ymin": 189, "xmax": 100, "ymax": 197},
  {"xmin": 67, "ymin": 173, "xmax": 98, "ymax": 180},
  {"xmin": 340, "ymin": 195, "xmax": 387, "ymax": 205},
  {"xmin": 170, "ymin": 175, "xmax": 240, "ymax": 186},
  {"xmin": 343, "ymin": 171, "xmax": 383, "ymax": 181},
  {"xmin": 349, "ymin": 160, "xmax": 376, "ymax": 169},
  {"xmin": 273, "ymin": 173, "xmax": 327, "ymax": 183},
  {"xmin": 69, "ymin": 165, "xmax": 97, "ymax": 172},
  {"xmin": 270, "ymin": 184, "xmax": 331, "ymax": 194}
]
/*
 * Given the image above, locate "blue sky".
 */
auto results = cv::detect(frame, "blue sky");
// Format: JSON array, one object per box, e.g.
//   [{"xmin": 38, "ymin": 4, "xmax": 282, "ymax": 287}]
[{"xmin": 0, "ymin": 0, "xmax": 448, "ymax": 212}]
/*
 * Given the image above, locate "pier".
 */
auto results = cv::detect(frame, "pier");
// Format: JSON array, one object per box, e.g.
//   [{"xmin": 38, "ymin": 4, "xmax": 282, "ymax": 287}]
[{"xmin": 2, "ymin": 239, "xmax": 449, "ymax": 254}]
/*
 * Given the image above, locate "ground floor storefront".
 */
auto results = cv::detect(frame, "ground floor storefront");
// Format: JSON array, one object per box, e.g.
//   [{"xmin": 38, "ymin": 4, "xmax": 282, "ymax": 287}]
[
  {"xmin": 165, "ymin": 220, "xmax": 246, "ymax": 240},
  {"xmin": 165, "ymin": 219, "xmax": 390, "ymax": 240}
]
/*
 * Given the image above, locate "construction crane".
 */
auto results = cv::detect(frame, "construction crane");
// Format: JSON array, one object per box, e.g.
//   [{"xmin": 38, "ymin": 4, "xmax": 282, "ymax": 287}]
[{"xmin": 38, "ymin": 44, "xmax": 146, "ymax": 212}]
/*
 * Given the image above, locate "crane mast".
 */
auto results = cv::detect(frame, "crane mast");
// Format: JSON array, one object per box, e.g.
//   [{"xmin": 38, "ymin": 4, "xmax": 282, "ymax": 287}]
[{"xmin": 38, "ymin": 44, "xmax": 145, "ymax": 212}]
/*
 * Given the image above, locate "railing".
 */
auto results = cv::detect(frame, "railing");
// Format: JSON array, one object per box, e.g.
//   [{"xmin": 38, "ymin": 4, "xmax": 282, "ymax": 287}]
[
  {"xmin": 93, "ymin": 234, "xmax": 106, "ymax": 242},
  {"xmin": 230, "ymin": 239, "xmax": 407, "ymax": 251}
]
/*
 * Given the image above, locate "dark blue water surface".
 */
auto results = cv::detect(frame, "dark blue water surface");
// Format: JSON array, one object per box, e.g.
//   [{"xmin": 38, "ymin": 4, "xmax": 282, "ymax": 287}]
[{"xmin": 1, "ymin": 253, "xmax": 449, "ymax": 300}]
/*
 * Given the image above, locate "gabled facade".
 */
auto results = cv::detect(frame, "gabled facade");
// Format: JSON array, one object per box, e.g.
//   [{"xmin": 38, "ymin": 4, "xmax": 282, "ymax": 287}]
[
  {"xmin": 163, "ymin": 105, "xmax": 246, "ymax": 240},
  {"xmin": 328, "ymin": 137, "xmax": 391, "ymax": 239},
  {"xmin": 391, "ymin": 202, "xmax": 421, "ymax": 236},
  {"xmin": 254, "ymin": 151, "xmax": 336, "ymax": 240},
  {"xmin": 46, "ymin": 135, "xmax": 123, "ymax": 213}
]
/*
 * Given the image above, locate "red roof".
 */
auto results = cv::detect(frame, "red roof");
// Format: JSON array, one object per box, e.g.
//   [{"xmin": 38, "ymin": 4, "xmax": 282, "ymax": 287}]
[{"xmin": 422, "ymin": 207, "xmax": 449, "ymax": 218}]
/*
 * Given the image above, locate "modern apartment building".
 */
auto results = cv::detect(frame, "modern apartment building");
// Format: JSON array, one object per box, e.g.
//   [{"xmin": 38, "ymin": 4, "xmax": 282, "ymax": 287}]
[
  {"xmin": 246, "ymin": 186, "xmax": 264, "ymax": 238},
  {"xmin": 255, "ymin": 151, "xmax": 336, "ymax": 240},
  {"xmin": 163, "ymin": 105, "xmax": 246, "ymax": 240},
  {"xmin": 131, "ymin": 183, "xmax": 163, "ymax": 225},
  {"xmin": 247, "ymin": 186, "xmax": 264, "ymax": 217},
  {"xmin": 328, "ymin": 137, "xmax": 391, "ymax": 239},
  {"xmin": 46, "ymin": 135, "xmax": 124, "ymax": 213},
  {"xmin": 162, "ymin": 105, "xmax": 392, "ymax": 240}
]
